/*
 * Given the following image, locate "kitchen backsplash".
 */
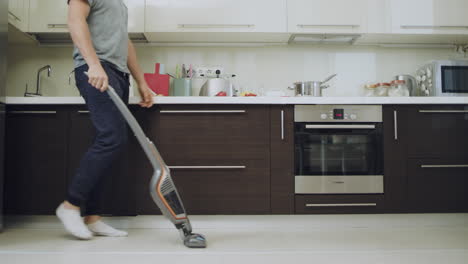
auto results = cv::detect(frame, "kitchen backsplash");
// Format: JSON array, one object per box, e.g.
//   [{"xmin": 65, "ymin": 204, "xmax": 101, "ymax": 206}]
[{"xmin": 6, "ymin": 43, "xmax": 465, "ymax": 97}]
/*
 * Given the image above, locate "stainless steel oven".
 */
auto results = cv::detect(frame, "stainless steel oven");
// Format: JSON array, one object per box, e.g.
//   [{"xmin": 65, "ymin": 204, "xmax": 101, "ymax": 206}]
[{"xmin": 294, "ymin": 105, "xmax": 384, "ymax": 194}]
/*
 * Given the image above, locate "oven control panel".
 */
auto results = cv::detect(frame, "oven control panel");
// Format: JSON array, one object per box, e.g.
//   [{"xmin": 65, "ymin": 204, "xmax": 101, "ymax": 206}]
[
  {"xmin": 319, "ymin": 108, "xmax": 357, "ymax": 120},
  {"xmin": 295, "ymin": 105, "xmax": 382, "ymax": 123}
]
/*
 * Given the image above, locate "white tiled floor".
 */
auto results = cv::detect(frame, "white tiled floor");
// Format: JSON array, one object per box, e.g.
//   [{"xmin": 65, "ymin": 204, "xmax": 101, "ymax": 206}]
[{"xmin": 1, "ymin": 214, "xmax": 468, "ymax": 264}]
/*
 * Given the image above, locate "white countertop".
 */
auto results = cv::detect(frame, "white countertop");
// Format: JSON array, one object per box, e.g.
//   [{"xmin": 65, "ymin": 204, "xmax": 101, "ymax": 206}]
[{"xmin": 4, "ymin": 96, "xmax": 468, "ymax": 105}]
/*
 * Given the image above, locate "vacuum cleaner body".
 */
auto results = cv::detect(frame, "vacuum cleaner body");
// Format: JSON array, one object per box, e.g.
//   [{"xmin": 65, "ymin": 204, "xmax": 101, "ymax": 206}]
[{"xmin": 96, "ymin": 77, "xmax": 206, "ymax": 248}]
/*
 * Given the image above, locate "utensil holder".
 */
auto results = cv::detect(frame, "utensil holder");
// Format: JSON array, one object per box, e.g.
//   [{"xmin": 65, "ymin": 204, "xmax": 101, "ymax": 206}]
[{"xmin": 171, "ymin": 78, "xmax": 192, "ymax": 96}]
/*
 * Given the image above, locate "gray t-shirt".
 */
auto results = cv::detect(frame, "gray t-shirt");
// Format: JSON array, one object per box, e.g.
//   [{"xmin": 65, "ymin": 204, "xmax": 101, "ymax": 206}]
[{"xmin": 69, "ymin": 0, "xmax": 129, "ymax": 73}]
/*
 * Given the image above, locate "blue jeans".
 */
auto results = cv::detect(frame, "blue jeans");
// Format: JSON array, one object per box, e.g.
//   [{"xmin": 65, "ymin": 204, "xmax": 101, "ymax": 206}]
[{"xmin": 67, "ymin": 62, "xmax": 130, "ymax": 216}]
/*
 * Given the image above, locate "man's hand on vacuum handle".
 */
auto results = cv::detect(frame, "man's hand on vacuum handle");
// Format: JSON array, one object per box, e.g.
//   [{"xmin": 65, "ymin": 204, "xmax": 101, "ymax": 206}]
[
  {"xmin": 68, "ymin": 0, "xmax": 108, "ymax": 92},
  {"xmin": 87, "ymin": 64, "xmax": 109, "ymax": 92}
]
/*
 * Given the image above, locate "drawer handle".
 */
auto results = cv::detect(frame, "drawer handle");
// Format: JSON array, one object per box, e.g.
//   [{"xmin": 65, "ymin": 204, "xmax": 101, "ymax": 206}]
[
  {"xmin": 297, "ymin": 24, "xmax": 360, "ymax": 28},
  {"xmin": 281, "ymin": 110, "xmax": 285, "ymax": 141},
  {"xmin": 9, "ymin": 111, "xmax": 57, "ymax": 115},
  {"xmin": 78, "ymin": 111, "xmax": 90, "ymax": 114},
  {"xmin": 168, "ymin": 166, "xmax": 246, "ymax": 170},
  {"xmin": 178, "ymin": 24, "xmax": 255, "ymax": 29},
  {"xmin": 419, "ymin": 110, "xmax": 468, "ymax": 113},
  {"xmin": 306, "ymin": 203, "xmax": 377, "ymax": 208},
  {"xmin": 401, "ymin": 25, "xmax": 468, "ymax": 30},
  {"xmin": 8, "ymin": 11, "xmax": 21, "ymax": 22},
  {"xmin": 305, "ymin": 124, "xmax": 375, "ymax": 129},
  {"xmin": 160, "ymin": 110, "xmax": 246, "ymax": 114},
  {"xmin": 47, "ymin": 24, "xmax": 68, "ymax": 29},
  {"xmin": 421, "ymin": 165, "xmax": 468, "ymax": 168}
]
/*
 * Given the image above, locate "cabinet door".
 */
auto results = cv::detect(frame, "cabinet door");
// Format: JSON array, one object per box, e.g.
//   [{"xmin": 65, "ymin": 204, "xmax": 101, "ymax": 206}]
[
  {"xmin": 29, "ymin": 0, "xmax": 68, "ymax": 33},
  {"xmin": 124, "ymin": 0, "xmax": 145, "ymax": 33},
  {"xmin": 29, "ymin": 0, "xmax": 145, "ymax": 33},
  {"xmin": 405, "ymin": 105, "xmax": 468, "ymax": 160},
  {"xmin": 8, "ymin": 0, "xmax": 29, "ymax": 32},
  {"xmin": 270, "ymin": 106, "xmax": 294, "ymax": 214},
  {"xmin": 287, "ymin": 0, "xmax": 367, "ymax": 33},
  {"xmin": 136, "ymin": 105, "xmax": 271, "ymax": 214},
  {"xmin": 145, "ymin": 0, "xmax": 287, "ymax": 33},
  {"xmin": 407, "ymin": 159, "xmax": 468, "ymax": 212},
  {"xmin": 4, "ymin": 107, "xmax": 68, "ymax": 215},
  {"xmin": 383, "ymin": 106, "xmax": 409, "ymax": 212},
  {"xmin": 390, "ymin": 0, "xmax": 468, "ymax": 34},
  {"xmin": 67, "ymin": 108, "xmax": 135, "ymax": 216}
]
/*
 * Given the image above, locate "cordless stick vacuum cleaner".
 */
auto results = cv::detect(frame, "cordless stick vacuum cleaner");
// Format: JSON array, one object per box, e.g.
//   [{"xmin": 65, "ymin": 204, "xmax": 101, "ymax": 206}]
[{"xmin": 85, "ymin": 73, "xmax": 207, "ymax": 248}]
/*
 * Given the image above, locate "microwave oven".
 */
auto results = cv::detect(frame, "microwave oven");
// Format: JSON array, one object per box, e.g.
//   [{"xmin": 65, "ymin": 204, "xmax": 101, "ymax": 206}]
[{"xmin": 416, "ymin": 60, "xmax": 468, "ymax": 96}]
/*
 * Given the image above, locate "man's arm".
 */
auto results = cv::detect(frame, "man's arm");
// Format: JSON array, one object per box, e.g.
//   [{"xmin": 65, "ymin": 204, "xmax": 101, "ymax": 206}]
[
  {"xmin": 127, "ymin": 40, "xmax": 154, "ymax": 108},
  {"xmin": 68, "ymin": 0, "xmax": 108, "ymax": 92}
]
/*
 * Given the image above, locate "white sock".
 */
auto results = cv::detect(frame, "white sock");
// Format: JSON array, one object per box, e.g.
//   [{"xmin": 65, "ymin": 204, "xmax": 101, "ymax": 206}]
[
  {"xmin": 87, "ymin": 220, "xmax": 128, "ymax": 237},
  {"xmin": 56, "ymin": 203, "xmax": 93, "ymax": 240}
]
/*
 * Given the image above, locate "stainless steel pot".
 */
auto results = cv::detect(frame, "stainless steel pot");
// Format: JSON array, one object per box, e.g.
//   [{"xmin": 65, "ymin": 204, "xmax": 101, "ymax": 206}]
[{"xmin": 289, "ymin": 74, "xmax": 337, "ymax": 97}]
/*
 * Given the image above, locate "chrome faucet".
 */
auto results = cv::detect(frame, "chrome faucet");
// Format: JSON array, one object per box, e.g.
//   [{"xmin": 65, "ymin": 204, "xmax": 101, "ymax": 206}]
[{"xmin": 25, "ymin": 65, "xmax": 52, "ymax": 97}]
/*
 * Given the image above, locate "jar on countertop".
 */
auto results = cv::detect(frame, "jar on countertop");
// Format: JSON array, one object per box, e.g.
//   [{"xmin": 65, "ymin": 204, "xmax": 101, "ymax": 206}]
[
  {"xmin": 375, "ymin": 83, "xmax": 391, "ymax": 97},
  {"xmin": 388, "ymin": 80, "xmax": 410, "ymax": 97},
  {"xmin": 363, "ymin": 83, "xmax": 378, "ymax": 97}
]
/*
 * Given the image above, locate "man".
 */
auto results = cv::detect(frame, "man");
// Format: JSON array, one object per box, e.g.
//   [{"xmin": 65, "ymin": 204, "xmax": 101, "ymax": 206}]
[{"xmin": 56, "ymin": 0, "xmax": 154, "ymax": 240}]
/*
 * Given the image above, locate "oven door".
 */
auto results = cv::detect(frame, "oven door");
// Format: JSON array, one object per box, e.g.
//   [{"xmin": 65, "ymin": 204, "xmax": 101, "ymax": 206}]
[{"xmin": 295, "ymin": 123, "xmax": 383, "ymax": 194}]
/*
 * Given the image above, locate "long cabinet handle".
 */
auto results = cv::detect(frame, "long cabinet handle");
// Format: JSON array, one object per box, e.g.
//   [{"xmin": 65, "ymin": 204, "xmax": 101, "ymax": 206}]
[
  {"xmin": 78, "ymin": 111, "xmax": 90, "ymax": 114},
  {"xmin": 306, "ymin": 203, "xmax": 377, "ymax": 208},
  {"xmin": 178, "ymin": 24, "xmax": 255, "ymax": 29},
  {"xmin": 297, "ymin": 24, "xmax": 360, "ymax": 28},
  {"xmin": 305, "ymin": 124, "xmax": 375, "ymax": 129},
  {"xmin": 281, "ymin": 110, "xmax": 285, "ymax": 141},
  {"xmin": 419, "ymin": 110, "xmax": 468, "ymax": 113},
  {"xmin": 421, "ymin": 165, "xmax": 468, "ymax": 169},
  {"xmin": 47, "ymin": 24, "xmax": 68, "ymax": 29},
  {"xmin": 394, "ymin": 110, "xmax": 398, "ymax": 141},
  {"xmin": 168, "ymin": 166, "xmax": 246, "ymax": 170},
  {"xmin": 401, "ymin": 25, "xmax": 468, "ymax": 30},
  {"xmin": 8, "ymin": 111, "xmax": 57, "ymax": 115},
  {"xmin": 8, "ymin": 11, "xmax": 21, "ymax": 22},
  {"xmin": 160, "ymin": 110, "xmax": 246, "ymax": 114}
]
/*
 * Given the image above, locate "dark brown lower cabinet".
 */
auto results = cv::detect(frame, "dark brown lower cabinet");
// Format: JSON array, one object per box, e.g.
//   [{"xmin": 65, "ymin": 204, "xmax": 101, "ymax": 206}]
[
  {"xmin": 270, "ymin": 106, "xmax": 294, "ymax": 214},
  {"xmin": 5, "ymin": 106, "xmax": 68, "ymax": 215},
  {"xmin": 67, "ymin": 107, "xmax": 135, "ymax": 216},
  {"xmin": 384, "ymin": 105, "xmax": 468, "ymax": 213},
  {"xmin": 383, "ymin": 105, "xmax": 408, "ymax": 212},
  {"xmin": 135, "ymin": 105, "xmax": 271, "ymax": 214},
  {"xmin": 295, "ymin": 195, "xmax": 385, "ymax": 214},
  {"xmin": 131, "ymin": 107, "xmax": 161, "ymax": 215},
  {"xmin": 407, "ymin": 159, "xmax": 468, "ymax": 213},
  {"xmin": 6, "ymin": 103, "xmax": 467, "ymax": 215}
]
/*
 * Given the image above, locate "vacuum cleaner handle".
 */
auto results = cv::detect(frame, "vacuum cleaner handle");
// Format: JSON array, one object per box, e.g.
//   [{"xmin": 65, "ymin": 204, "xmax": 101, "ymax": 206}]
[{"xmin": 84, "ymin": 72, "xmax": 163, "ymax": 171}]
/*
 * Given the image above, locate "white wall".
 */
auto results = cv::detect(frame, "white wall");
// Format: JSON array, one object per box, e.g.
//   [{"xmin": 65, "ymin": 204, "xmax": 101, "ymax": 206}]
[{"xmin": 6, "ymin": 43, "xmax": 464, "ymax": 97}]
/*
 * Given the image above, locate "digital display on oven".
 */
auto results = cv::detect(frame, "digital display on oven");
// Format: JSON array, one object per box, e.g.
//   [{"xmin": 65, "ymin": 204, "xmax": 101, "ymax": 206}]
[{"xmin": 333, "ymin": 109, "xmax": 344, "ymax": 120}]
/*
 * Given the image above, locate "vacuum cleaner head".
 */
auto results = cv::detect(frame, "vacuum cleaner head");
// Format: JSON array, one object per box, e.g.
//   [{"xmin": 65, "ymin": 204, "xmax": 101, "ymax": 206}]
[{"xmin": 149, "ymin": 161, "xmax": 207, "ymax": 248}]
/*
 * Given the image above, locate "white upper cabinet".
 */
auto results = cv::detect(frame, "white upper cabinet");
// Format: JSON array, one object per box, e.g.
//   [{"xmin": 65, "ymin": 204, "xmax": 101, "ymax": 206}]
[
  {"xmin": 29, "ymin": 0, "xmax": 68, "ymax": 33},
  {"xmin": 8, "ymin": 0, "xmax": 29, "ymax": 32},
  {"xmin": 145, "ymin": 0, "xmax": 287, "ymax": 33},
  {"xmin": 28, "ymin": 0, "xmax": 145, "ymax": 33},
  {"xmin": 123, "ymin": 0, "xmax": 145, "ymax": 33},
  {"xmin": 287, "ymin": 0, "xmax": 368, "ymax": 33},
  {"xmin": 390, "ymin": 0, "xmax": 468, "ymax": 34}
]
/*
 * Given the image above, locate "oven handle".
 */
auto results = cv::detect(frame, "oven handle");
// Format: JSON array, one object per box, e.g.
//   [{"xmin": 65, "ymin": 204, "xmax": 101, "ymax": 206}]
[{"xmin": 305, "ymin": 124, "xmax": 376, "ymax": 129}]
